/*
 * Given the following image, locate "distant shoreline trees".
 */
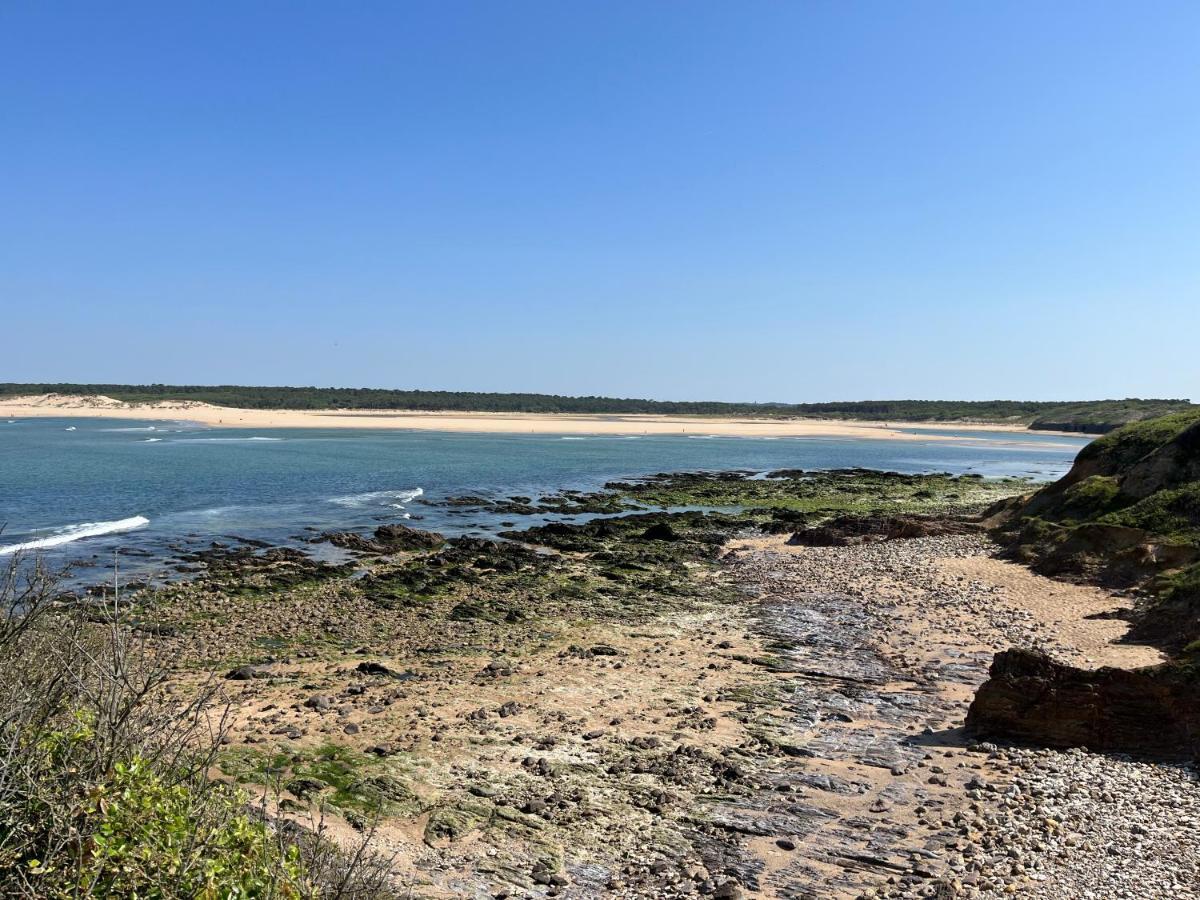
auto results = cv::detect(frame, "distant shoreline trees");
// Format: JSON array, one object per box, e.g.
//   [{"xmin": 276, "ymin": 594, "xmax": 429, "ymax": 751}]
[{"xmin": 1, "ymin": 384, "xmax": 1191, "ymax": 432}]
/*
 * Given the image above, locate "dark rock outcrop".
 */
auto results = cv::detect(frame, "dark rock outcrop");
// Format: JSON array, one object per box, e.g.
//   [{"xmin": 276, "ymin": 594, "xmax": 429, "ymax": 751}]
[
  {"xmin": 372, "ymin": 523, "xmax": 445, "ymax": 550},
  {"xmin": 640, "ymin": 523, "xmax": 679, "ymax": 542},
  {"xmin": 787, "ymin": 514, "xmax": 976, "ymax": 547},
  {"xmin": 965, "ymin": 649, "xmax": 1199, "ymax": 759},
  {"xmin": 318, "ymin": 524, "xmax": 444, "ymax": 554}
]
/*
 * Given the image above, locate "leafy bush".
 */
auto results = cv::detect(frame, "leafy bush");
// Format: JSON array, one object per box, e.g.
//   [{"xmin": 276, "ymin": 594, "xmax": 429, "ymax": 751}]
[
  {"xmin": 1053, "ymin": 475, "xmax": 1126, "ymax": 523},
  {"xmin": 18, "ymin": 739, "xmax": 308, "ymax": 898},
  {"xmin": 0, "ymin": 558, "xmax": 392, "ymax": 899}
]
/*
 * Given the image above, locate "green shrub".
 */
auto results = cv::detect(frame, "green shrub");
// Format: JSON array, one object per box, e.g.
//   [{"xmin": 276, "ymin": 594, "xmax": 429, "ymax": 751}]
[
  {"xmin": 0, "ymin": 558, "xmax": 393, "ymax": 899},
  {"xmin": 1054, "ymin": 475, "xmax": 1126, "ymax": 523},
  {"xmin": 16, "ymin": 736, "xmax": 309, "ymax": 898}
]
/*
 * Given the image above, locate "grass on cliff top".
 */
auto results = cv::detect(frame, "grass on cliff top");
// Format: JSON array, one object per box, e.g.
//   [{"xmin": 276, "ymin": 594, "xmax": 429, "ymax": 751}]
[
  {"xmin": 1019, "ymin": 408, "xmax": 1200, "ymax": 533},
  {"xmin": 1029, "ymin": 399, "xmax": 1196, "ymax": 431},
  {"xmin": 1075, "ymin": 407, "xmax": 1200, "ymax": 473},
  {"xmin": 1006, "ymin": 409, "xmax": 1200, "ymax": 660},
  {"xmin": 1098, "ymin": 482, "xmax": 1200, "ymax": 544}
]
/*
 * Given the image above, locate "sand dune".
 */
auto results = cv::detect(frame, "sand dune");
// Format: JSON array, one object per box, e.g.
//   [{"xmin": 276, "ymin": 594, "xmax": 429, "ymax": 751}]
[{"xmin": 0, "ymin": 393, "xmax": 1067, "ymax": 442}]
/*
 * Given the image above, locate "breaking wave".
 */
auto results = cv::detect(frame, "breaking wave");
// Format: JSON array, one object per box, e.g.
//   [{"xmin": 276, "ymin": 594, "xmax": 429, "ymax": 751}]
[
  {"xmin": 330, "ymin": 488, "xmax": 424, "ymax": 509},
  {"xmin": 0, "ymin": 516, "xmax": 150, "ymax": 556}
]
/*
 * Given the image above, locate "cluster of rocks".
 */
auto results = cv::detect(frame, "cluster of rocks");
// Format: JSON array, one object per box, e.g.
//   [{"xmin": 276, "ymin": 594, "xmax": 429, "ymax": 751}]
[
  {"xmin": 725, "ymin": 533, "xmax": 1200, "ymax": 899},
  {"xmin": 864, "ymin": 744, "xmax": 1199, "ymax": 899},
  {"xmin": 134, "ymin": 468, "xmax": 1196, "ymax": 899}
]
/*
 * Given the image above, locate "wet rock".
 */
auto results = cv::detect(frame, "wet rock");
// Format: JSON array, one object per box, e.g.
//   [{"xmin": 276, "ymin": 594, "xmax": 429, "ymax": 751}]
[{"xmin": 641, "ymin": 523, "xmax": 679, "ymax": 541}]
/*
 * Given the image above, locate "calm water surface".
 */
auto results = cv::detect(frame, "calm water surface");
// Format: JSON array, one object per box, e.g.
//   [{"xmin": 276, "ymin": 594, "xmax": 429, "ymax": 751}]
[{"xmin": 0, "ymin": 417, "xmax": 1090, "ymax": 577}]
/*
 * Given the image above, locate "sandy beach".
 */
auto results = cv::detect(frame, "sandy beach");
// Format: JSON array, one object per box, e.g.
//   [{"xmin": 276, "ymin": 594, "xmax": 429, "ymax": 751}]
[{"xmin": 0, "ymin": 394, "xmax": 1073, "ymax": 442}]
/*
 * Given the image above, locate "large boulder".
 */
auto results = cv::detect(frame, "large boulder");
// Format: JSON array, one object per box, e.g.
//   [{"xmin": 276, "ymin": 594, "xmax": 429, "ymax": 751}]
[
  {"xmin": 965, "ymin": 648, "xmax": 1199, "ymax": 758},
  {"xmin": 373, "ymin": 523, "xmax": 444, "ymax": 550}
]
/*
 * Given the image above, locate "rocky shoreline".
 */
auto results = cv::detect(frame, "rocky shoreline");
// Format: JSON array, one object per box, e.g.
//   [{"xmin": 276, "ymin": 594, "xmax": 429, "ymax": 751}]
[
  {"xmin": 102, "ymin": 470, "xmax": 1197, "ymax": 898},
  {"xmin": 722, "ymin": 534, "xmax": 1195, "ymax": 899}
]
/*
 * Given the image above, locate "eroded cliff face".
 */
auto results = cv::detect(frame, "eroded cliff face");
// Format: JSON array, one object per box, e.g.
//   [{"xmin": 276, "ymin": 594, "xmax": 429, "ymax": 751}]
[{"xmin": 966, "ymin": 649, "xmax": 1200, "ymax": 758}]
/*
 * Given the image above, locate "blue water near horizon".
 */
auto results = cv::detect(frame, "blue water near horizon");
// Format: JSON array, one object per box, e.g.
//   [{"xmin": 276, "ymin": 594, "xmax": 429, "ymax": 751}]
[{"xmin": 0, "ymin": 417, "xmax": 1091, "ymax": 580}]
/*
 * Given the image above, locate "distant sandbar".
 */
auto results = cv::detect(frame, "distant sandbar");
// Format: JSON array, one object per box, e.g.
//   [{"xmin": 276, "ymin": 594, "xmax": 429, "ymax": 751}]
[{"xmin": 0, "ymin": 394, "xmax": 1080, "ymax": 443}]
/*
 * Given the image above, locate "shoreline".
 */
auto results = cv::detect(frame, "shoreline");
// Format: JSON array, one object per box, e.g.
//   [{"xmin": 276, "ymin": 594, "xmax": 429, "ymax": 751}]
[
  {"xmin": 141, "ymin": 498, "xmax": 1183, "ymax": 897},
  {"xmin": 0, "ymin": 395, "xmax": 1087, "ymax": 443}
]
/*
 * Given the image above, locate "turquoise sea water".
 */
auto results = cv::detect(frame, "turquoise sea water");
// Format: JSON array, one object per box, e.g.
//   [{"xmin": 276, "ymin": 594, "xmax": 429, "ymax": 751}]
[{"xmin": 0, "ymin": 417, "xmax": 1090, "ymax": 577}]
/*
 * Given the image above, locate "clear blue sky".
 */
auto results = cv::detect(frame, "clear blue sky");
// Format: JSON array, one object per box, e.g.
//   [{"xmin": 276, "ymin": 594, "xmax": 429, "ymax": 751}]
[{"xmin": 3, "ymin": 2, "xmax": 1197, "ymax": 402}]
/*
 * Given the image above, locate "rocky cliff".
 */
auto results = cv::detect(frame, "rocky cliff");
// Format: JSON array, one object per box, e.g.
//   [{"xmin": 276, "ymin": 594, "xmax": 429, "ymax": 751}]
[{"xmin": 968, "ymin": 409, "xmax": 1200, "ymax": 756}]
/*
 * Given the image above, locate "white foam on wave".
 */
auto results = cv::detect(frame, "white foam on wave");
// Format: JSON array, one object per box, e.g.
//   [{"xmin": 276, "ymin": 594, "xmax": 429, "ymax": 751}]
[
  {"xmin": 0, "ymin": 516, "xmax": 150, "ymax": 556},
  {"xmin": 102, "ymin": 426, "xmax": 158, "ymax": 432},
  {"xmin": 330, "ymin": 487, "xmax": 424, "ymax": 509},
  {"xmin": 140, "ymin": 437, "xmax": 164, "ymax": 443},
  {"xmin": 176, "ymin": 436, "xmax": 282, "ymax": 443},
  {"xmin": 560, "ymin": 436, "xmax": 587, "ymax": 441}
]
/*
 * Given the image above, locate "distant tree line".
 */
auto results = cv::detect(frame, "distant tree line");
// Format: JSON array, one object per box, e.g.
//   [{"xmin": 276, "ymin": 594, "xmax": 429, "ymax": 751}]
[{"xmin": 0, "ymin": 384, "xmax": 1192, "ymax": 431}]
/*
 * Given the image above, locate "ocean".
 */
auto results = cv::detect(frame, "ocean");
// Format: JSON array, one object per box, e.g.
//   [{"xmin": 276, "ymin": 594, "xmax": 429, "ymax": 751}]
[{"xmin": 0, "ymin": 417, "xmax": 1090, "ymax": 581}]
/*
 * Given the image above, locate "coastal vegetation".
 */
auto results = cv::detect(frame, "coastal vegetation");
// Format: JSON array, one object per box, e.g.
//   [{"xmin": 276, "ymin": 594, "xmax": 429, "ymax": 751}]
[
  {"xmin": 0, "ymin": 560, "xmax": 394, "ymax": 898},
  {"xmin": 1, "ymin": 383, "xmax": 1191, "ymax": 432},
  {"xmin": 998, "ymin": 406, "xmax": 1200, "ymax": 651}
]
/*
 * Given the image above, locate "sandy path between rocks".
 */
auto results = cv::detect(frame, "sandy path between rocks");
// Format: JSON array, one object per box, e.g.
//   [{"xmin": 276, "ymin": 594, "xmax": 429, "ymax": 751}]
[{"xmin": 930, "ymin": 555, "xmax": 1162, "ymax": 669}]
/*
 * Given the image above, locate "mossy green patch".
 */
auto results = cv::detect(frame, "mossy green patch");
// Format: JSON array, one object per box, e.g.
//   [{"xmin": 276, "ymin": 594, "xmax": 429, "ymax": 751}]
[
  {"xmin": 219, "ymin": 743, "xmax": 420, "ymax": 818},
  {"xmin": 1076, "ymin": 408, "xmax": 1200, "ymax": 473},
  {"xmin": 1099, "ymin": 482, "xmax": 1200, "ymax": 543},
  {"xmin": 1055, "ymin": 475, "xmax": 1126, "ymax": 523}
]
